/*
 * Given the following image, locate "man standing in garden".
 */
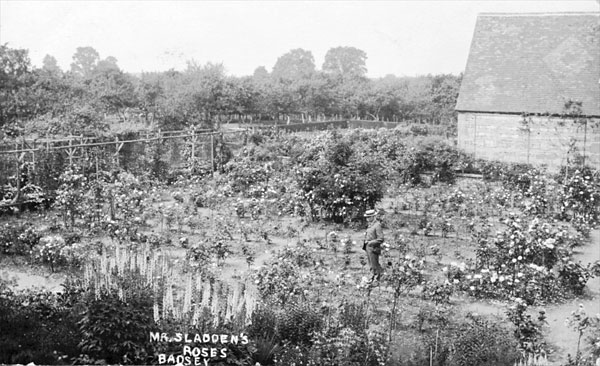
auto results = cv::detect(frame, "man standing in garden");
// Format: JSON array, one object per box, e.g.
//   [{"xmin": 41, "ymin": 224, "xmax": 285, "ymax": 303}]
[{"xmin": 363, "ymin": 209, "xmax": 384, "ymax": 284}]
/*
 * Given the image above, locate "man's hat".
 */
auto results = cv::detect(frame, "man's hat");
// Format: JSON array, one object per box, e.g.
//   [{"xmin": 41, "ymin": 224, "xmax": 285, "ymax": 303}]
[{"xmin": 364, "ymin": 209, "xmax": 377, "ymax": 217}]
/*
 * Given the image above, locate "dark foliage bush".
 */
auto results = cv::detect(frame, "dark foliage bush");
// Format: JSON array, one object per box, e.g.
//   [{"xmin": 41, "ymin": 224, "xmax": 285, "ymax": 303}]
[
  {"xmin": 222, "ymin": 157, "xmax": 270, "ymax": 193},
  {"xmin": 77, "ymin": 286, "xmax": 156, "ymax": 365},
  {"xmin": 0, "ymin": 285, "xmax": 82, "ymax": 365},
  {"xmin": 248, "ymin": 301, "xmax": 323, "ymax": 365},
  {"xmin": 295, "ymin": 131, "xmax": 385, "ymax": 222},
  {"xmin": 276, "ymin": 301, "xmax": 323, "ymax": 346},
  {"xmin": 0, "ymin": 222, "xmax": 41, "ymax": 255},
  {"xmin": 446, "ymin": 315, "xmax": 520, "ymax": 366},
  {"xmin": 557, "ymin": 167, "xmax": 600, "ymax": 229}
]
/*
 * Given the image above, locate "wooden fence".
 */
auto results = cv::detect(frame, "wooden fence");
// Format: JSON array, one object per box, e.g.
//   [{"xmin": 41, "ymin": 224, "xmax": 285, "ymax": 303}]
[{"xmin": 0, "ymin": 120, "xmax": 454, "ymax": 208}]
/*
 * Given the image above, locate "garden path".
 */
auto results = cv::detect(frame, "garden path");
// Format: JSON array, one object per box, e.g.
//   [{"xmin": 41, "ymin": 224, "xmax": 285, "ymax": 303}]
[
  {"xmin": 543, "ymin": 228, "xmax": 600, "ymax": 364},
  {"xmin": 1, "ymin": 259, "xmax": 65, "ymax": 293}
]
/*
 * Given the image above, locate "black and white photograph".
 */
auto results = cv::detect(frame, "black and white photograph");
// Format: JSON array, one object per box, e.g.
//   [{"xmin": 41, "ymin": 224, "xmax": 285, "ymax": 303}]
[{"xmin": 0, "ymin": 1, "xmax": 599, "ymax": 365}]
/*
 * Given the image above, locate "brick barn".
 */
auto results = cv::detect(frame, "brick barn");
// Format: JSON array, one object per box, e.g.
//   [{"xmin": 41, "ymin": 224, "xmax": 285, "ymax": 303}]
[{"xmin": 455, "ymin": 12, "xmax": 600, "ymax": 170}]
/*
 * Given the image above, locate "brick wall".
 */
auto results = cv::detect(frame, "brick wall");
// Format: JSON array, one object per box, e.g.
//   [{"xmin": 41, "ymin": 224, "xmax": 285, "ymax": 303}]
[{"xmin": 458, "ymin": 112, "xmax": 600, "ymax": 170}]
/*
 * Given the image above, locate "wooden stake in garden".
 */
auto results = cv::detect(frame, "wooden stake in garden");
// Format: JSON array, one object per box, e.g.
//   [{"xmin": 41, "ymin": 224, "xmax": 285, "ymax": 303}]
[
  {"xmin": 190, "ymin": 126, "xmax": 198, "ymax": 169},
  {"xmin": 67, "ymin": 138, "xmax": 74, "ymax": 167},
  {"xmin": 210, "ymin": 133, "xmax": 215, "ymax": 176}
]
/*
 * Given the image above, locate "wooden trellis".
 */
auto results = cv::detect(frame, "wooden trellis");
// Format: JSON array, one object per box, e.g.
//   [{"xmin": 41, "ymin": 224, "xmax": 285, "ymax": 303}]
[{"xmin": 0, "ymin": 128, "xmax": 248, "ymax": 208}]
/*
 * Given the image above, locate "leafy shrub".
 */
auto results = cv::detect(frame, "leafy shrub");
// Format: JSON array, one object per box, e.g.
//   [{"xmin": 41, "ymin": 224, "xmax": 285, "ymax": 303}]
[
  {"xmin": 0, "ymin": 287, "xmax": 82, "ymax": 364},
  {"xmin": 33, "ymin": 235, "xmax": 86, "ymax": 272},
  {"xmin": 557, "ymin": 167, "xmax": 600, "ymax": 235},
  {"xmin": 255, "ymin": 258, "xmax": 304, "ymax": 306},
  {"xmin": 221, "ymin": 156, "xmax": 271, "ymax": 194},
  {"xmin": 478, "ymin": 160, "xmax": 534, "ymax": 186},
  {"xmin": 296, "ymin": 161, "xmax": 385, "ymax": 222},
  {"xmin": 53, "ymin": 168, "xmax": 87, "ymax": 227},
  {"xmin": 295, "ymin": 132, "xmax": 385, "ymax": 222},
  {"xmin": 446, "ymin": 315, "xmax": 520, "ymax": 366},
  {"xmin": 557, "ymin": 260, "xmax": 599, "ymax": 296},
  {"xmin": 248, "ymin": 306, "xmax": 278, "ymax": 340},
  {"xmin": 78, "ymin": 287, "xmax": 155, "ymax": 365},
  {"xmin": 458, "ymin": 215, "xmax": 596, "ymax": 304},
  {"xmin": 277, "ymin": 246, "xmax": 316, "ymax": 268},
  {"xmin": 308, "ymin": 327, "xmax": 367, "ymax": 366},
  {"xmin": 506, "ymin": 298, "xmax": 547, "ymax": 355},
  {"xmin": 565, "ymin": 304, "xmax": 600, "ymax": 365},
  {"xmin": 146, "ymin": 138, "xmax": 170, "ymax": 180},
  {"xmin": 276, "ymin": 301, "xmax": 323, "ymax": 345},
  {"xmin": 0, "ymin": 222, "xmax": 41, "ymax": 255},
  {"xmin": 273, "ymin": 343, "xmax": 311, "ymax": 365}
]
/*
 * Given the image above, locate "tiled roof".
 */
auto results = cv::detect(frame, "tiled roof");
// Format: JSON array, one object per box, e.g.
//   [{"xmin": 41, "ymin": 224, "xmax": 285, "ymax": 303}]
[{"xmin": 456, "ymin": 13, "xmax": 600, "ymax": 116}]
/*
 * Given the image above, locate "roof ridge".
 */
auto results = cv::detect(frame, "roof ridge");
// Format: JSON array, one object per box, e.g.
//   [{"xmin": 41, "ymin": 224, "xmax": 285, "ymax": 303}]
[{"xmin": 478, "ymin": 12, "xmax": 600, "ymax": 17}]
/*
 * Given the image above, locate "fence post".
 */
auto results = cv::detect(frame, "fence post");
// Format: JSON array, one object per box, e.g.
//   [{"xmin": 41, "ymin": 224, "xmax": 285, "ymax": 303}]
[
  {"xmin": 114, "ymin": 136, "xmax": 124, "ymax": 168},
  {"xmin": 210, "ymin": 133, "xmax": 215, "ymax": 176},
  {"xmin": 31, "ymin": 141, "xmax": 36, "ymax": 185},
  {"xmin": 190, "ymin": 126, "xmax": 197, "ymax": 170},
  {"xmin": 31, "ymin": 147, "xmax": 35, "ymax": 170},
  {"xmin": 114, "ymin": 136, "xmax": 119, "ymax": 167},
  {"xmin": 527, "ymin": 123, "xmax": 531, "ymax": 165},
  {"xmin": 68, "ymin": 138, "xmax": 73, "ymax": 167},
  {"xmin": 583, "ymin": 120, "xmax": 587, "ymax": 167},
  {"xmin": 15, "ymin": 142, "xmax": 21, "ymax": 204}
]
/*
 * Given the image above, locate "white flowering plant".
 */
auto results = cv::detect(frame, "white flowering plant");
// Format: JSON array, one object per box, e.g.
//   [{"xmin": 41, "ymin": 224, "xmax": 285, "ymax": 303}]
[{"xmin": 454, "ymin": 215, "xmax": 598, "ymax": 304}]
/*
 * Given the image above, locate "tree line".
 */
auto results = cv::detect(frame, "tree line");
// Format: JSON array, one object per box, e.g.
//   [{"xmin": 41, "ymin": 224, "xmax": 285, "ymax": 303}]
[{"xmin": 0, "ymin": 44, "xmax": 461, "ymax": 135}]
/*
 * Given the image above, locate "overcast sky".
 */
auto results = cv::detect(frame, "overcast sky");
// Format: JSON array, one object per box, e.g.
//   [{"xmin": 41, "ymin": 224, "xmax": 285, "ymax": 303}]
[{"xmin": 1, "ymin": 1, "xmax": 598, "ymax": 77}]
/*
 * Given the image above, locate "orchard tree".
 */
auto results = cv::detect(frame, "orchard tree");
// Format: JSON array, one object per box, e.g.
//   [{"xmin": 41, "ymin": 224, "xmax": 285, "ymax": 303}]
[
  {"xmin": 400, "ymin": 76, "xmax": 432, "ymax": 122},
  {"xmin": 42, "ymin": 54, "xmax": 62, "ymax": 74},
  {"xmin": 70, "ymin": 46, "xmax": 100, "ymax": 78},
  {"xmin": 224, "ymin": 76, "xmax": 258, "ymax": 117},
  {"xmin": 136, "ymin": 72, "xmax": 164, "ymax": 122},
  {"xmin": 252, "ymin": 66, "xmax": 269, "ymax": 81},
  {"xmin": 322, "ymin": 46, "xmax": 368, "ymax": 80},
  {"xmin": 154, "ymin": 69, "xmax": 188, "ymax": 127},
  {"xmin": 320, "ymin": 47, "xmax": 370, "ymax": 118},
  {"xmin": 269, "ymin": 49, "xmax": 320, "ymax": 119},
  {"xmin": 429, "ymin": 73, "xmax": 462, "ymax": 124},
  {"xmin": 326, "ymin": 75, "xmax": 367, "ymax": 119},
  {"xmin": 271, "ymin": 48, "xmax": 316, "ymax": 83},
  {"xmin": 28, "ymin": 67, "xmax": 72, "ymax": 118},
  {"xmin": 94, "ymin": 56, "xmax": 120, "ymax": 75},
  {"xmin": 185, "ymin": 61, "xmax": 229, "ymax": 124},
  {"xmin": 363, "ymin": 76, "xmax": 403, "ymax": 121},
  {"xmin": 250, "ymin": 66, "xmax": 274, "ymax": 119},
  {"xmin": 0, "ymin": 44, "xmax": 35, "ymax": 126},
  {"xmin": 0, "ymin": 44, "xmax": 30, "ymax": 79},
  {"xmin": 89, "ymin": 57, "xmax": 138, "ymax": 120},
  {"xmin": 155, "ymin": 62, "xmax": 231, "ymax": 128}
]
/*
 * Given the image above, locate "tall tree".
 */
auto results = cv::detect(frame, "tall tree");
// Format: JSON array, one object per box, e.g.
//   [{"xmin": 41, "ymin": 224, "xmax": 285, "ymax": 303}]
[
  {"xmin": 136, "ymin": 72, "xmax": 164, "ymax": 122},
  {"xmin": 252, "ymin": 66, "xmax": 269, "ymax": 81},
  {"xmin": 271, "ymin": 49, "xmax": 316, "ymax": 83},
  {"xmin": 0, "ymin": 43, "xmax": 31, "ymax": 86},
  {"xmin": 89, "ymin": 56, "xmax": 137, "ymax": 119},
  {"xmin": 0, "ymin": 44, "xmax": 34, "ymax": 126},
  {"xmin": 70, "ymin": 46, "xmax": 100, "ymax": 78},
  {"xmin": 42, "ymin": 54, "xmax": 61, "ymax": 74},
  {"xmin": 322, "ymin": 46, "xmax": 368, "ymax": 80},
  {"xmin": 429, "ymin": 74, "xmax": 462, "ymax": 124},
  {"xmin": 94, "ymin": 56, "xmax": 120, "ymax": 75}
]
